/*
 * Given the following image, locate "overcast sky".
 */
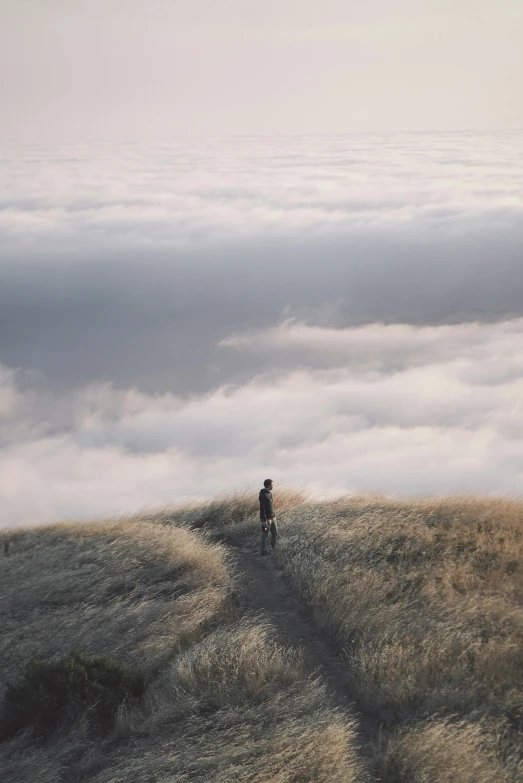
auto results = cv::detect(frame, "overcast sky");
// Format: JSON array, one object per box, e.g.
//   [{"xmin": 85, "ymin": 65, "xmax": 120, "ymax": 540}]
[
  {"xmin": 1, "ymin": 2, "xmax": 522, "ymax": 527},
  {"xmin": 1, "ymin": 0, "xmax": 522, "ymax": 141}
]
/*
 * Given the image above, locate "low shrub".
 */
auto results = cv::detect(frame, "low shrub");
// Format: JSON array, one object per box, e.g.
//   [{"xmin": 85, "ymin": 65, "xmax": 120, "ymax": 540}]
[{"xmin": 0, "ymin": 652, "xmax": 145, "ymax": 741}]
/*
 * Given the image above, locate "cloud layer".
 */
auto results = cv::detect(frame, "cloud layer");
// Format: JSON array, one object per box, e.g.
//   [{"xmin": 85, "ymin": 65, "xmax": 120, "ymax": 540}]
[
  {"xmin": 2, "ymin": 133, "xmax": 522, "ymax": 246},
  {"xmin": 1, "ymin": 316, "xmax": 523, "ymax": 528},
  {"xmin": 1, "ymin": 134, "xmax": 523, "ymax": 397},
  {"xmin": 1, "ymin": 133, "xmax": 523, "ymax": 525}
]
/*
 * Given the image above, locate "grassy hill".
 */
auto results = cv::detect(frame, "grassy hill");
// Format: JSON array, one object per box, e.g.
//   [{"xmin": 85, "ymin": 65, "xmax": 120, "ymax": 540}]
[
  {"xmin": 164, "ymin": 492, "xmax": 523, "ymax": 783},
  {"xmin": 0, "ymin": 515, "xmax": 360, "ymax": 782},
  {"xmin": 1, "ymin": 492, "xmax": 522, "ymax": 782}
]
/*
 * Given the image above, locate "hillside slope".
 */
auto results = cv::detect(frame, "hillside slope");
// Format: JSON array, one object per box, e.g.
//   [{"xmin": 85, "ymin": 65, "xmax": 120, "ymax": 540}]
[
  {"xmin": 163, "ymin": 492, "xmax": 523, "ymax": 783},
  {"xmin": 0, "ymin": 517, "xmax": 363, "ymax": 782},
  {"xmin": 3, "ymin": 492, "xmax": 522, "ymax": 782}
]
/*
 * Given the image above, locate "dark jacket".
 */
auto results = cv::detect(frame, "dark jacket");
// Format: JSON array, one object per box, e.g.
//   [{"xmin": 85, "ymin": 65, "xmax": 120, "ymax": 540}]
[{"xmin": 259, "ymin": 488, "xmax": 275, "ymax": 523}]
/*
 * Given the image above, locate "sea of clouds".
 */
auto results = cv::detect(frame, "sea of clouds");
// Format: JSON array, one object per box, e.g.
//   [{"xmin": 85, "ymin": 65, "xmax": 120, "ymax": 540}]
[{"xmin": 1, "ymin": 132, "xmax": 522, "ymax": 526}]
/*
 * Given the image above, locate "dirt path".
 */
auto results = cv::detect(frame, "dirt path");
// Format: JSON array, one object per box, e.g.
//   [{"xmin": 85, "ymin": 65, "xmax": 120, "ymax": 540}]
[
  {"xmin": 230, "ymin": 543, "xmax": 351, "ymax": 705},
  {"xmin": 216, "ymin": 530, "xmax": 378, "ymax": 779}
]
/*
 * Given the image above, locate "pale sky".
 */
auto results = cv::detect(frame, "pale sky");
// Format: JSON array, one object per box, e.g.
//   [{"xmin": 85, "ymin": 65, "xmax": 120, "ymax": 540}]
[{"xmin": 1, "ymin": 0, "xmax": 522, "ymax": 142}]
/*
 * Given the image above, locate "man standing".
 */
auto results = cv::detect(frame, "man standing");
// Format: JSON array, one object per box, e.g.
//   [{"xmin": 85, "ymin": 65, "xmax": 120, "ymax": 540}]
[{"xmin": 259, "ymin": 478, "xmax": 277, "ymax": 556}]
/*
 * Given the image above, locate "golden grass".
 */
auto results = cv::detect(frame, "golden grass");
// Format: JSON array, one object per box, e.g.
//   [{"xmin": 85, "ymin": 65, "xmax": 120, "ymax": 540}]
[
  {"xmin": 159, "ymin": 487, "xmax": 308, "ymax": 531},
  {"xmin": 380, "ymin": 718, "xmax": 513, "ymax": 783},
  {"xmin": 0, "ymin": 514, "xmax": 361, "ymax": 782},
  {"xmin": 89, "ymin": 620, "xmax": 361, "ymax": 783},
  {"xmin": 270, "ymin": 494, "xmax": 523, "ymax": 782},
  {"xmin": 173, "ymin": 489, "xmax": 523, "ymax": 780},
  {"xmin": 0, "ymin": 518, "xmax": 230, "ymax": 683},
  {"xmin": 5, "ymin": 489, "xmax": 520, "ymax": 781}
]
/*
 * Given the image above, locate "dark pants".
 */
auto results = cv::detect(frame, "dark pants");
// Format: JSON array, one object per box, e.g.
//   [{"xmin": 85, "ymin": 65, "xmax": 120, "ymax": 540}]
[{"xmin": 260, "ymin": 520, "xmax": 277, "ymax": 554}]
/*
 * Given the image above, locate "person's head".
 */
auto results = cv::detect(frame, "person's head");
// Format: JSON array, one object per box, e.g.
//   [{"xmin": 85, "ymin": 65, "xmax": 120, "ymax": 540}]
[{"xmin": 263, "ymin": 478, "xmax": 274, "ymax": 490}]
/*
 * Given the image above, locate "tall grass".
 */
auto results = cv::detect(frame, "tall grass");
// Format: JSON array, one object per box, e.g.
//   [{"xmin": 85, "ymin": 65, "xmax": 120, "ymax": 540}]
[
  {"xmin": 160, "ymin": 487, "xmax": 308, "ymax": 531},
  {"xmin": 0, "ymin": 519, "xmax": 230, "ymax": 684},
  {"xmin": 5, "ymin": 489, "xmax": 519, "ymax": 781},
  {"xmin": 167, "ymin": 489, "xmax": 523, "ymax": 780},
  {"xmin": 0, "ymin": 514, "xmax": 362, "ymax": 782},
  {"xmin": 272, "ymin": 495, "xmax": 523, "ymax": 782}
]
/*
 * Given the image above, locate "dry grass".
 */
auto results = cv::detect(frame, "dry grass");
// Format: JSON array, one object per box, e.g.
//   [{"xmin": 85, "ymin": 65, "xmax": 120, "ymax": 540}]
[
  {"xmin": 269, "ymin": 495, "xmax": 523, "ymax": 782},
  {"xmin": 159, "ymin": 487, "xmax": 308, "ymax": 531},
  {"xmin": 0, "ymin": 518, "xmax": 230, "ymax": 684},
  {"xmin": 0, "ymin": 514, "xmax": 361, "ymax": 782},
  {"xmin": 84, "ymin": 620, "xmax": 361, "ymax": 783},
  {"xmin": 5, "ymin": 489, "xmax": 520, "ymax": 781},
  {"xmin": 380, "ymin": 718, "xmax": 513, "ymax": 783},
  {"xmin": 169, "ymin": 489, "xmax": 523, "ymax": 781}
]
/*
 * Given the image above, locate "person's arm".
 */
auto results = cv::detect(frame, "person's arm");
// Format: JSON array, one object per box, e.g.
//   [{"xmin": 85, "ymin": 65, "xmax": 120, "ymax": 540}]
[
  {"xmin": 260, "ymin": 493, "xmax": 268, "ymax": 528},
  {"xmin": 266, "ymin": 492, "xmax": 275, "ymax": 520}
]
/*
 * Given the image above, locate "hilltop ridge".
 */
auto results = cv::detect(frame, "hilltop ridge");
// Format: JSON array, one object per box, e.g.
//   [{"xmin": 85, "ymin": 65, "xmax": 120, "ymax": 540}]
[{"xmin": 1, "ymin": 492, "xmax": 522, "ymax": 782}]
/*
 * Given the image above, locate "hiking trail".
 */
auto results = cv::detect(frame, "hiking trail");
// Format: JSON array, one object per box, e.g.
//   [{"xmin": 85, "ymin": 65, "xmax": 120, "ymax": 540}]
[{"xmin": 214, "ymin": 529, "xmax": 378, "ymax": 781}]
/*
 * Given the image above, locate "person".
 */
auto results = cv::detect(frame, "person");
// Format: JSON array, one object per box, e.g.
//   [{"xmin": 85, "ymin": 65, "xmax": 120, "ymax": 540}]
[{"xmin": 259, "ymin": 478, "xmax": 277, "ymax": 556}]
